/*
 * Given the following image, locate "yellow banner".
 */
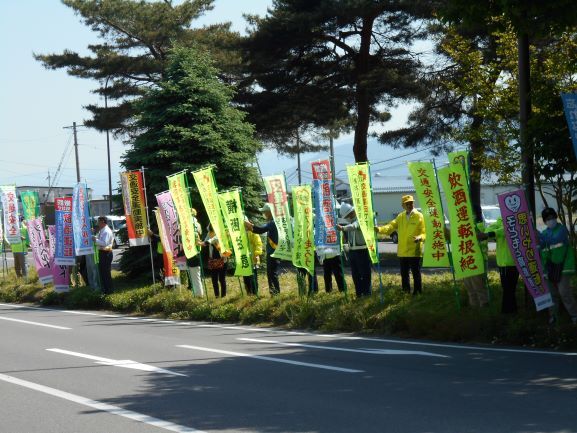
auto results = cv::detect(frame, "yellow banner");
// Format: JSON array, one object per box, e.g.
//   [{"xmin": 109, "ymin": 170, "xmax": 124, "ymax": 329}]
[
  {"xmin": 167, "ymin": 172, "xmax": 197, "ymax": 259},
  {"xmin": 292, "ymin": 185, "xmax": 315, "ymax": 275}
]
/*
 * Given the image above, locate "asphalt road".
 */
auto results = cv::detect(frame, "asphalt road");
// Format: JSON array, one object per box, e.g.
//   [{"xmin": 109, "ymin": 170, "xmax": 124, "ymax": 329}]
[{"xmin": 0, "ymin": 303, "xmax": 576, "ymax": 433}]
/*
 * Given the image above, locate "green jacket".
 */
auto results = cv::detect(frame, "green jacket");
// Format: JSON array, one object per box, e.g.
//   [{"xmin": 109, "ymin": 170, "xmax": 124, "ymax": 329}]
[
  {"xmin": 485, "ymin": 218, "xmax": 515, "ymax": 267},
  {"xmin": 10, "ymin": 223, "xmax": 28, "ymax": 253}
]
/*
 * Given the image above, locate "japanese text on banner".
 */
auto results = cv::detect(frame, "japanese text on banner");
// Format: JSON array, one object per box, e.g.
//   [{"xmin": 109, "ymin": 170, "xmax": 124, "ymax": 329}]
[
  {"xmin": 120, "ymin": 171, "xmax": 150, "ymax": 246},
  {"xmin": 167, "ymin": 172, "xmax": 197, "ymax": 258},
  {"xmin": 20, "ymin": 191, "xmax": 40, "ymax": 221},
  {"xmin": 28, "ymin": 217, "xmax": 53, "ymax": 285},
  {"xmin": 0, "ymin": 185, "xmax": 21, "ymax": 244},
  {"xmin": 346, "ymin": 163, "xmax": 378, "ymax": 264},
  {"xmin": 72, "ymin": 183, "xmax": 94, "ymax": 256},
  {"xmin": 218, "ymin": 190, "xmax": 253, "ymax": 277},
  {"xmin": 311, "ymin": 160, "xmax": 339, "ymax": 254},
  {"xmin": 192, "ymin": 167, "xmax": 231, "ymax": 254},
  {"xmin": 498, "ymin": 190, "xmax": 553, "ymax": 311},
  {"xmin": 153, "ymin": 208, "xmax": 180, "ymax": 286},
  {"xmin": 408, "ymin": 162, "xmax": 450, "ymax": 268},
  {"xmin": 262, "ymin": 175, "xmax": 293, "ymax": 261},
  {"xmin": 292, "ymin": 185, "xmax": 315, "ymax": 275},
  {"xmin": 438, "ymin": 164, "xmax": 485, "ymax": 279}
]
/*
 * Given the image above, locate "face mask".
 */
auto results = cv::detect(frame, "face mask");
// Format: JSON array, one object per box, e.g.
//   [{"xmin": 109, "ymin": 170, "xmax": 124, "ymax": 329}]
[{"xmin": 545, "ymin": 219, "xmax": 557, "ymax": 229}]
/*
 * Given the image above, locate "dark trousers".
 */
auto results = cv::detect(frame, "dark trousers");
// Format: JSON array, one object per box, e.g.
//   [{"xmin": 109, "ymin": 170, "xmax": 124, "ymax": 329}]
[
  {"xmin": 243, "ymin": 269, "xmax": 259, "ymax": 295},
  {"xmin": 322, "ymin": 255, "xmax": 344, "ymax": 292},
  {"xmin": 348, "ymin": 248, "xmax": 372, "ymax": 297},
  {"xmin": 267, "ymin": 254, "xmax": 280, "ymax": 295},
  {"xmin": 98, "ymin": 250, "xmax": 113, "ymax": 294},
  {"xmin": 400, "ymin": 257, "xmax": 422, "ymax": 294},
  {"xmin": 211, "ymin": 268, "xmax": 227, "ymax": 297},
  {"xmin": 297, "ymin": 267, "xmax": 319, "ymax": 294},
  {"xmin": 499, "ymin": 266, "xmax": 519, "ymax": 313}
]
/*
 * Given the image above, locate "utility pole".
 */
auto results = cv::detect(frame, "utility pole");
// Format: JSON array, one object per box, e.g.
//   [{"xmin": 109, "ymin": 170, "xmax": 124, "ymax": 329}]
[
  {"xmin": 105, "ymin": 76, "xmax": 113, "ymax": 213},
  {"xmin": 63, "ymin": 122, "xmax": 81, "ymax": 183}
]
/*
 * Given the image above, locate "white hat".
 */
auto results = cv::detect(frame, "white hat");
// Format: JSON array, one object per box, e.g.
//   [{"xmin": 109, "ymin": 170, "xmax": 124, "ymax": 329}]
[
  {"xmin": 259, "ymin": 203, "xmax": 273, "ymax": 213},
  {"xmin": 338, "ymin": 202, "xmax": 354, "ymax": 219}
]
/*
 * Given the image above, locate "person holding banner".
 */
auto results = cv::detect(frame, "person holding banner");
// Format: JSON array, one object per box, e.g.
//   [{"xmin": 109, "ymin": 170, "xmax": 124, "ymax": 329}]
[
  {"xmin": 243, "ymin": 230, "xmax": 263, "ymax": 295},
  {"xmin": 11, "ymin": 217, "xmax": 28, "ymax": 278},
  {"xmin": 337, "ymin": 202, "xmax": 372, "ymax": 297},
  {"xmin": 93, "ymin": 216, "xmax": 114, "ymax": 294},
  {"xmin": 245, "ymin": 203, "xmax": 281, "ymax": 295},
  {"xmin": 483, "ymin": 217, "xmax": 519, "ymax": 314},
  {"xmin": 377, "ymin": 195, "xmax": 425, "ymax": 295},
  {"xmin": 203, "ymin": 223, "xmax": 228, "ymax": 298},
  {"xmin": 318, "ymin": 250, "xmax": 345, "ymax": 293},
  {"xmin": 185, "ymin": 208, "xmax": 204, "ymax": 297},
  {"xmin": 539, "ymin": 208, "xmax": 577, "ymax": 324}
]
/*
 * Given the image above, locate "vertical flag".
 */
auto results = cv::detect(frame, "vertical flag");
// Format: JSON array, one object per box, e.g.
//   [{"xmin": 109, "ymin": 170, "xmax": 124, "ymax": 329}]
[
  {"xmin": 561, "ymin": 93, "xmax": 577, "ymax": 159},
  {"xmin": 438, "ymin": 163, "xmax": 485, "ymax": 280},
  {"xmin": 153, "ymin": 208, "xmax": 180, "ymax": 286},
  {"xmin": 292, "ymin": 185, "xmax": 315, "ymax": 275},
  {"xmin": 0, "ymin": 185, "xmax": 21, "ymax": 244},
  {"xmin": 192, "ymin": 167, "xmax": 232, "ymax": 254},
  {"xmin": 155, "ymin": 191, "xmax": 182, "ymax": 264},
  {"xmin": 311, "ymin": 160, "xmax": 339, "ymax": 256},
  {"xmin": 72, "ymin": 183, "xmax": 94, "ymax": 256},
  {"xmin": 54, "ymin": 197, "xmax": 75, "ymax": 266},
  {"xmin": 167, "ymin": 172, "xmax": 197, "ymax": 259},
  {"xmin": 28, "ymin": 217, "xmax": 53, "ymax": 285},
  {"xmin": 120, "ymin": 171, "xmax": 150, "ymax": 246},
  {"xmin": 262, "ymin": 175, "xmax": 293, "ymax": 261},
  {"xmin": 408, "ymin": 162, "xmax": 450, "ymax": 268},
  {"xmin": 498, "ymin": 190, "xmax": 553, "ymax": 311},
  {"xmin": 20, "ymin": 191, "xmax": 40, "ymax": 221},
  {"xmin": 48, "ymin": 225, "xmax": 70, "ymax": 292},
  {"xmin": 218, "ymin": 189, "xmax": 253, "ymax": 277},
  {"xmin": 346, "ymin": 163, "xmax": 378, "ymax": 264},
  {"xmin": 448, "ymin": 150, "xmax": 470, "ymax": 180}
]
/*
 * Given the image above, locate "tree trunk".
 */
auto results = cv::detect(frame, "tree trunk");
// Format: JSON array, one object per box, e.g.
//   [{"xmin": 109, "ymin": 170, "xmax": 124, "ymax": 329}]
[{"xmin": 353, "ymin": 16, "xmax": 375, "ymax": 163}]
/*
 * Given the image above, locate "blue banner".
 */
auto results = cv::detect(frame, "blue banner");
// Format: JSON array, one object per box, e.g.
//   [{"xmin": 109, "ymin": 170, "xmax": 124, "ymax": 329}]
[
  {"xmin": 72, "ymin": 183, "xmax": 94, "ymax": 256},
  {"xmin": 311, "ymin": 160, "xmax": 339, "ymax": 252},
  {"xmin": 561, "ymin": 93, "xmax": 577, "ymax": 159}
]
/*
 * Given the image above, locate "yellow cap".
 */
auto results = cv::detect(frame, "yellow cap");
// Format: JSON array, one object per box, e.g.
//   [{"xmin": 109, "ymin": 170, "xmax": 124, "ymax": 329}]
[{"xmin": 401, "ymin": 195, "xmax": 414, "ymax": 205}]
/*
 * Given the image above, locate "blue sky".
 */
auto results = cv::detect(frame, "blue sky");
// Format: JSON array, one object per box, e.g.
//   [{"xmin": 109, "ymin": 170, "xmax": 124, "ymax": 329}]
[{"xmin": 0, "ymin": 0, "xmax": 447, "ymax": 197}]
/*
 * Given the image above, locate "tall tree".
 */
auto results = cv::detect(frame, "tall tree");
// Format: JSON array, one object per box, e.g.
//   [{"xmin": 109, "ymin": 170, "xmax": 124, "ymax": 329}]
[
  {"xmin": 239, "ymin": 0, "xmax": 430, "ymax": 162},
  {"xmin": 34, "ymin": 0, "xmax": 239, "ymax": 134}
]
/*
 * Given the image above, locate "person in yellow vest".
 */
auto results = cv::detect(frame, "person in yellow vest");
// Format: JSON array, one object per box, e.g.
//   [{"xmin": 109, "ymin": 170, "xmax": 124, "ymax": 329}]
[
  {"xmin": 11, "ymin": 217, "xmax": 29, "ymax": 278},
  {"xmin": 377, "ymin": 195, "xmax": 425, "ymax": 294},
  {"xmin": 244, "ymin": 230, "xmax": 263, "ymax": 295}
]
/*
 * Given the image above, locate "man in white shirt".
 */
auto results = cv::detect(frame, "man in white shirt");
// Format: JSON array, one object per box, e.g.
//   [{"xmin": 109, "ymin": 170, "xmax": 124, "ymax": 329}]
[{"xmin": 93, "ymin": 216, "xmax": 114, "ymax": 294}]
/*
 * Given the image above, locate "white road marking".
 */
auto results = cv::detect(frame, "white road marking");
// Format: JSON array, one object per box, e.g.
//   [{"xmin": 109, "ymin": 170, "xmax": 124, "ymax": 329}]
[
  {"xmin": 0, "ymin": 316, "xmax": 71, "ymax": 330},
  {"xmin": 0, "ymin": 373, "xmax": 202, "ymax": 433},
  {"xmin": 2, "ymin": 303, "xmax": 576, "ymax": 356},
  {"xmin": 237, "ymin": 338, "xmax": 449, "ymax": 358},
  {"xmin": 176, "ymin": 344, "xmax": 364, "ymax": 373},
  {"xmin": 46, "ymin": 348, "xmax": 186, "ymax": 377}
]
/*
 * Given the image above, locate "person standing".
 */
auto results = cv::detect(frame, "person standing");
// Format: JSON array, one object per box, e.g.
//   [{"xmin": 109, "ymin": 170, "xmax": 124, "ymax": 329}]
[
  {"xmin": 377, "ymin": 195, "xmax": 425, "ymax": 295},
  {"xmin": 243, "ymin": 230, "xmax": 263, "ymax": 295},
  {"xmin": 318, "ymin": 250, "xmax": 345, "ymax": 292},
  {"xmin": 539, "ymin": 207, "xmax": 577, "ymax": 324},
  {"xmin": 336, "ymin": 202, "xmax": 372, "ymax": 297},
  {"xmin": 203, "ymin": 224, "xmax": 228, "ymax": 298},
  {"xmin": 11, "ymin": 217, "xmax": 28, "ymax": 279},
  {"xmin": 186, "ymin": 208, "xmax": 204, "ymax": 297},
  {"xmin": 93, "ymin": 216, "xmax": 114, "ymax": 294},
  {"xmin": 483, "ymin": 217, "xmax": 519, "ymax": 313},
  {"xmin": 244, "ymin": 203, "xmax": 280, "ymax": 295}
]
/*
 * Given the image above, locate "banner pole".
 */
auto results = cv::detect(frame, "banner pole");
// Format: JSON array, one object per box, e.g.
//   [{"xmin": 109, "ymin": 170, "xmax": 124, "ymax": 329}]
[
  {"xmin": 433, "ymin": 159, "xmax": 461, "ymax": 311},
  {"xmin": 184, "ymin": 172, "xmax": 207, "ymax": 300},
  {"xmin": 329, "ymin": 155, "xmax": 349, "ymax": 298},
  {"xmin": 367, "ymin": 163, "xmax": 384, "ymax": 304},
  {"xmin": 236, "ymin": 189, "xmax": 254, "ymax": 297},
  {"xmin": 140, "ymin": 167, "xmax": 156, "ymax": 285}
]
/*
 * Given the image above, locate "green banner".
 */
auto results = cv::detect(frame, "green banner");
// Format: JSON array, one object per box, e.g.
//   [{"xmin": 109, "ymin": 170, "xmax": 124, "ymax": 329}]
[
  {"xmin": 262, "ymin": 175, "xmax": 293, "ymax": 261},
  {"xmin": 167, "ymin": 171, "xmax": 197, "ymax": 259},
  {"xmin": 408, "ymin": 162, "xmax": 450, "ymax": 268},
  {"xmin": 20, "ymin": 191, "xmax": 40, "ymax": 221},
  {"xmin": 291, "ymin": 185, "xmax": 315, "ymax": 275},
  {"xmin": 218, "ymin": 189, "xmax": 253, "ymax": 277},
  {"xmin": 438, "ymin": 163, "xmax": 485, "ymax": 280},
  {"xmin": 346, "ymin": 163, "xmax": 378, "ymax": 264},
  {"xmin": 448, "ymin": 150, "xmax": 470, "ymax": 181},
  {"xmin": 192, "ymin": 166, "xmax": 232, "ymax": 254}
]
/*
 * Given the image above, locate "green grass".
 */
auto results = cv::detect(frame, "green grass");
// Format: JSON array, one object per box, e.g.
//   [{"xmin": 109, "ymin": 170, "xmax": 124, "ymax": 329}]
[{"xmin": 1, "ymin": 265, "xmax": 576, "ymax": 350}]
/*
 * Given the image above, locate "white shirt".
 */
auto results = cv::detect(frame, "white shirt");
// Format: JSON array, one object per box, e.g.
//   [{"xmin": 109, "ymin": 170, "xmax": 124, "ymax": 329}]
[{"xmin": 95, "ymin": 224, "xmax": 114, "ymax": 250}]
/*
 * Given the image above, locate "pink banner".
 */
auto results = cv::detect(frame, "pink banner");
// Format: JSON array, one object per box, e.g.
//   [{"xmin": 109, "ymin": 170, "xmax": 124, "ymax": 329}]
[
  {"xmin": 28, "ymin": 217, "xmax": 53, "ymax": 285},
  {"xmin": 48, "ymin": 225, "xmax": 70, "ymax": 292},
  {"xmin": 155, "ymin": 191, "xmax": 185, "ymax": 267},
  {"xmin": 498, "ymin": 189, "xmax": 553, "ymax": 311}
]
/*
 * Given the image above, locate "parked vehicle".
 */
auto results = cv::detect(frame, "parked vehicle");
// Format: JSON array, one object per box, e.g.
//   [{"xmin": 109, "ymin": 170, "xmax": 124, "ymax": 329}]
[{"xmin": 481, "ymin": 205, "xmax": 501, "ymax": 226}]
